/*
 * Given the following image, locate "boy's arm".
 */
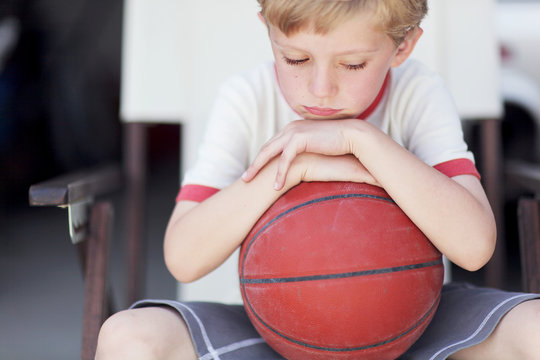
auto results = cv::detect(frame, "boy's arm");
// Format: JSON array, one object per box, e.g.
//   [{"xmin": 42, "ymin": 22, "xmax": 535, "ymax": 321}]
[
  {"xmin": 164, "ymin": 153, "xmax": 377, "ymax": 283},
  {"xmin": 164, "ymin": 160, "xmax": 288, "ymax": 283},
  {"xmin": 355, "ymin": 123, "xmax": 496, "ymax": 271},
  {"xmin": 243, "ymin": 119, "xmax": 496, "ymax": 271}
]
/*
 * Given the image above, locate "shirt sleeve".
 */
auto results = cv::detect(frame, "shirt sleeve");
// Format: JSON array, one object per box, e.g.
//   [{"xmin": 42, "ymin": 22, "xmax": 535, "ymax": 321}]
[
  {"xmin": 181, "ymin": 75, "xmax": 255, "ymax": 192},
  {"xmin": 176, "ymin": 184, "xmax": 220, "ymax": 202},
  {"xmin": 433, "ymin": 158, "xmax": 480, "ymax": 179},
  {"xmin": 391, "ymin": 61, "xmax": 478, "ymax": 173}
]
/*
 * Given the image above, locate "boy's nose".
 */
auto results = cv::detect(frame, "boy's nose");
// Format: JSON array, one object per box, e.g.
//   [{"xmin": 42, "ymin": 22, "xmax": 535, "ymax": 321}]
[{"xmin": 308, "ymin": 65, "xmax": 338, "ymax": 99}]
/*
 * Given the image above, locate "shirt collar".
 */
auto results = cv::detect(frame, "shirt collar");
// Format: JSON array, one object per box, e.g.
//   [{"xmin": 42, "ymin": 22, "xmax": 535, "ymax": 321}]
[{"xmin": 357, "ymin": 70, "xmax": 390, "ymax": 120}]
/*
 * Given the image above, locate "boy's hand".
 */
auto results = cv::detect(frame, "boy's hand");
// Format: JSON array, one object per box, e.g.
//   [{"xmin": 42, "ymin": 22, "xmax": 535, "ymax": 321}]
[
  {"xmin": 242, "ymin": 119, "xmax": 360, "ymax": 189},
  {"xmin": 296, "ymin": 153, "xmax": 380, "ymax": 187}
]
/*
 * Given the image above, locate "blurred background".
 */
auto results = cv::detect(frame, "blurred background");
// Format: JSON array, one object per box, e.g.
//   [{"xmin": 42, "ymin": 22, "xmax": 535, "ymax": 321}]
[
  {"xmin": 0, "ymin": 0, "xmax": 123, "ymax": 201},
  {"xmin": 1, "ymin": 0, "xmax": 540, "ymax": 359},
  {"xmin": 0, "ymin": 1, "xmax": 179, "ymax": 358}
]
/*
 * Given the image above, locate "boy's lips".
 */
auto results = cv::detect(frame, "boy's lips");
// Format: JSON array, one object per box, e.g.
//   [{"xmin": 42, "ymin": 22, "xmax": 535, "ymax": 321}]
[{"xmin": 304, "ymin": 106, "xmax": 343, "ymax": 117}]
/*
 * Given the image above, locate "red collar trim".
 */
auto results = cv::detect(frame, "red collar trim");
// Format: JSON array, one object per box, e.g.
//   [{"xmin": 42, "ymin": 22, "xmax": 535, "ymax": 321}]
[{"xmin": 357, "ymin": 71, "xmax": 390, "ymax": 120}]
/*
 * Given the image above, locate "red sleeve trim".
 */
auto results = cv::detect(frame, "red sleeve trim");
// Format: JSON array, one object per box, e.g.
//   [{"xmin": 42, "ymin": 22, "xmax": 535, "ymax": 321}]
[
  {"xmin": 176, "ymin": 184, "xmax": 220, "ymax": 203},
  {"xmin": 433, "ymin": 159, "xmax": 481, "ymax": 180}
]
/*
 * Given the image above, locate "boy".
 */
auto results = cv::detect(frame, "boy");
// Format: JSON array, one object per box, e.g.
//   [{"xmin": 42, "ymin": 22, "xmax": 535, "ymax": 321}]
[{"xmin": 96, "ymin": 1, "xmax": 540, "ymax": 359}]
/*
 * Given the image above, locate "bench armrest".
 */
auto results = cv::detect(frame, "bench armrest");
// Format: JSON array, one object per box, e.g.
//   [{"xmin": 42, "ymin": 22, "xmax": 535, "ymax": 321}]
[
  {"xmin": 28, "ymin": 164, "xmax": 122, "ymax": 244},
  {"xmin": 29, "ymin": 164, "xmax": 122, "ymax": 207}
]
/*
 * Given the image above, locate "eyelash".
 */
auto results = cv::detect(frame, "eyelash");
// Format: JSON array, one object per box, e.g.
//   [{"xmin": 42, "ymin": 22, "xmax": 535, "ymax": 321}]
[
  {"xmin": 282, "ymin": 56, "xmax": 366, "ymax": 71},
  {"xmin": 283, "ymin": 57, "xmax": 308, "ymax": 66},
  {"xmin": 345, "ymin": 63, "xmax": 366, "ymax": 71}
]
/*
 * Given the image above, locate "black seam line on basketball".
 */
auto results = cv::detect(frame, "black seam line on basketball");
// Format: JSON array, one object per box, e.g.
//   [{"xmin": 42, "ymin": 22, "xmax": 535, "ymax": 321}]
[
  {"xmin": 240, "ymin": 259, "xmax": 442, "ymax": 284},
  {"xmin": 239, "ymin": 191, "xmax": 396, "ymax": 351},
  {"xmin": 239, "ymin": 192, "xmax": 394, "ymax": 282},
  {"xmin": 247, "ymin": 292, "xmax": 441, "ymax": 353},
  {"xmin": 239, "ymin": 192, "xmax": 436, "ymax": 353}
]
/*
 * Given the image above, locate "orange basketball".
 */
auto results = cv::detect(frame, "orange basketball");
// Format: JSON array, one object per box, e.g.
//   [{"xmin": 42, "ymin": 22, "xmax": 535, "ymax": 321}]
[{"xmin": 239, "ymin": 182, "xmax": 443, "ymax": 360}]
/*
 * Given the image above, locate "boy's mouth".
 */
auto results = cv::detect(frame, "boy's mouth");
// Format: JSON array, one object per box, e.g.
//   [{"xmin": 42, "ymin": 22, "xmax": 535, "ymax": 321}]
[{"xmin": 303, "ymin": 106, "xmax": 343, "ymax": 117}]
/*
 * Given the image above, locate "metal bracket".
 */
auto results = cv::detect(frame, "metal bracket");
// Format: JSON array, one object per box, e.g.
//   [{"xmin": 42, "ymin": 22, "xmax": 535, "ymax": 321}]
[{"xmin": 67, "ymin": 197, "xmax": 93, "ymax": 244}]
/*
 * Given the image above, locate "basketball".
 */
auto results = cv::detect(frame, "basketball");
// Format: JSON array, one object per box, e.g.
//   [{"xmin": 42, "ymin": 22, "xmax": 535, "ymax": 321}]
[{"xmin": 238, "ymin": 181, "xmax": 444, "ymax": 360}]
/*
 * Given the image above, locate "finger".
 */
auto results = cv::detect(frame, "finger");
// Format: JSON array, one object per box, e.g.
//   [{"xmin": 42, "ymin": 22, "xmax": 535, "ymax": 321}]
[
  {"xmin": 242, "ymin": 138, "xmax": 286, "ymax": 182},
  {"xmin": 274, "ymin": 142, "xmax": 303, "ymax": 190}
]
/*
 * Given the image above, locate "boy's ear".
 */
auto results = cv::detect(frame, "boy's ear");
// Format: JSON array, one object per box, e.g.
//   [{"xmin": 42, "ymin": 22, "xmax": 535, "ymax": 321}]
[{"xmin": 391, "ymin": 27, "xmax": 423, "ymax": 68}]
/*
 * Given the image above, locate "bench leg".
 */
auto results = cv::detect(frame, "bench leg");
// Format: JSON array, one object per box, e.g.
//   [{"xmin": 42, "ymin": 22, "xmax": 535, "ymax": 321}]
[
  {"xmin": 81, "ymin": 202, "xmax": 113, "ymax": 360},
  {"xmin": 482, "ymin": 118, "xmax": 506, "ymax": 288},
  {"xmin": 124, "ymin": 123, "xmax": 148, "ymax": 305},
  {"xmin": 518, "ymin": 197, "xmax": 540, "ymax": 293}
]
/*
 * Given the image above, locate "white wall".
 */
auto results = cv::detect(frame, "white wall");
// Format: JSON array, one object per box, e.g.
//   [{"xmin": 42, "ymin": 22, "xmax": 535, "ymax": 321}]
[
  {"xmin": 411, "ymin": 0, "xmax": 502, "ymax": 119},
  {"xmin": 121, "ymin": 0, "xmax": 273, "ymax": 174}
]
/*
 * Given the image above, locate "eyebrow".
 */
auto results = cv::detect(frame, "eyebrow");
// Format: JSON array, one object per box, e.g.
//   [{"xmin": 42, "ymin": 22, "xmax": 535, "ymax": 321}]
[{"xmin": 272, "ymin": 38, "xmax": 379, "ymax": 56}]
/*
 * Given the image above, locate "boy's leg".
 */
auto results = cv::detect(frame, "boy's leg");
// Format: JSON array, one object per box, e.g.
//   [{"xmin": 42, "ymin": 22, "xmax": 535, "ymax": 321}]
[
  {"xmin": 450, "ymin": 299, "xmax": 540, "ymax": 360},
  {"xmin": 95, "ymin": 307, "xmax": 197, "ymax": 360}
]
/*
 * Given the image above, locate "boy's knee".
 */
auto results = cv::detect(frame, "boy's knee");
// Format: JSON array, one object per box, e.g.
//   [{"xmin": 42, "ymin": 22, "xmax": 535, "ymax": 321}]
[
  {"xmin": 519, "ymin": 300, "xmax": 540, "ymax": 358},
  {"xmin": 497, "ymin": 299, "xmax": 540, "ymax": 359},
  {"xmin": 96, "ymin": 310, "xmax": 142, "ymax": 357},
  {"xmin": 96, "ymin": 308, "xmax": 171, "ymax": 358},
  {"xmin": 95, "ymin": 307, "xmax": 196, "ymax": 360}
]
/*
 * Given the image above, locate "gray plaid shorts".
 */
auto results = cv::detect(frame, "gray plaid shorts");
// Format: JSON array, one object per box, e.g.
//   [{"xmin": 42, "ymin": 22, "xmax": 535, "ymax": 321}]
[{"xmin": 132, "ymin": 282, "xmax": 539, "ymax": 359}]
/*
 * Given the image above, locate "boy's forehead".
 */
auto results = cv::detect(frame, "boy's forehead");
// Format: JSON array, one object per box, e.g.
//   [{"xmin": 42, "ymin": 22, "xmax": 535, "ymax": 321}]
[{"xmin": 268, "ymin": 12, "xmax": 390, "ymax": 53}]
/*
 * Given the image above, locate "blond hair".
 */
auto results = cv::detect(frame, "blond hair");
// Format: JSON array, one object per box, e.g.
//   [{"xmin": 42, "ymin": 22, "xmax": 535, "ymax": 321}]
[{"xmin": 257, "ymin": 0, "xmax": 428, "ymax": 46}]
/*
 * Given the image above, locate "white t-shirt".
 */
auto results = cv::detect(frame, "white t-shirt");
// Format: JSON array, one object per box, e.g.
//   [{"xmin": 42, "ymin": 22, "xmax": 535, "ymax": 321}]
[{"xmin": 179, "ymin": 59, "xmax": 478, "ymax": 202}]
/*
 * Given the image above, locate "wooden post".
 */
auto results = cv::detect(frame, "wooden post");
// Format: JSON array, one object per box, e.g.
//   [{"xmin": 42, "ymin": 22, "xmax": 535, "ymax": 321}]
[
  {"xmin": 481, "ymin": 118, "xmax": 505, "ymax": 289},
  {"xmin": 518, "ymin": 198, "xmax": 540, "ymax": 293},
  {"xmin": 123, "ymin": 123, "xmax": 148, "ymax": 305},
  {"xmin": 81, "ymin": 202, "xmax": 113, "ymax": 360}
]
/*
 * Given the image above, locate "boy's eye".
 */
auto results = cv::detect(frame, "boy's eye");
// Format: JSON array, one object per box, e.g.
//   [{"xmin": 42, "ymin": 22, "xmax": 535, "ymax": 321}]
[
  {"xmin": 344, "ymin": 63, "xmax": 366, "ymax": 71},
  {"xmin": 283, "ymin": 56, "xmax": 309, "ymax": 66}
]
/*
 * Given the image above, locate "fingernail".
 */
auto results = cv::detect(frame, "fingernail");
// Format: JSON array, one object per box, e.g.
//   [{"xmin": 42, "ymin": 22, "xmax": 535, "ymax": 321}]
[
  {"xmin": 241, "ymin": 171, "xmax": 248, "ymax": 181},
  {"xmin": 274, "ymin": 181, "xmax": 280, "ymax": 190}
]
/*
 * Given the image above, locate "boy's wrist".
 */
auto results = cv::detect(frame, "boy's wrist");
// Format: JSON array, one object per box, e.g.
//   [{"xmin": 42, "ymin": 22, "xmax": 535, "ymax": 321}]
[
  {"xmin": 345, "ymin": 119, "xmax": 383, "ymax": 161},
  {"xmin": 257, "ymin": 156, "xmax": 302, "ymax": 193}
]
